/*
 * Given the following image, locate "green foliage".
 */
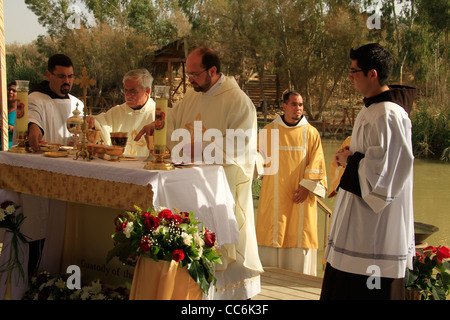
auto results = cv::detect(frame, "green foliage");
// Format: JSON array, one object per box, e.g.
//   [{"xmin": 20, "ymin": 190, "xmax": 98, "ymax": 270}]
[
  {"xmin": 7, "ymin": 0, "xmax": 447, "ymax": 142},
  {"xmin": 411, "ymin": 105, "xmax": 450, "ymax": 160},
  {"xmin": 5, "ymin": 44, "xmax": 46, "ymax": 84},
  {"xmin": 405, "ymin": 245, "xmax": 450, "ymax": 300}
]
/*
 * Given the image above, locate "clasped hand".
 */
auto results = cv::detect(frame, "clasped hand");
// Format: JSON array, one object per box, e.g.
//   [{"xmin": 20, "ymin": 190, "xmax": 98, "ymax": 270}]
[{"xmin": 334, "ymin": 145, "xmax": 353, "ymax": 168}]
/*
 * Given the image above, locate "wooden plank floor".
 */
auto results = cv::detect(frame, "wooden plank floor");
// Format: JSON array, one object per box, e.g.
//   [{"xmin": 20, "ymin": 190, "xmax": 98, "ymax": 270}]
[{"xmin": 253, "ymin": 267, "xmax": 323, "ymax": 300}]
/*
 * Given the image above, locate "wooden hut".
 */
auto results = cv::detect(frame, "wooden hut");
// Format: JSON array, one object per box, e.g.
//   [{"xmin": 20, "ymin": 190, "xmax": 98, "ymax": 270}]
[{"xmin": 143, "ymin": 38, "xmax": 189, "ymax": 107}]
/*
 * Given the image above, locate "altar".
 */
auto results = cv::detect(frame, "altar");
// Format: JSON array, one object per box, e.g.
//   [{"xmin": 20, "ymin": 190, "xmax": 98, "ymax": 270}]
[{"xmin": 0, "ymin": 151, "xmax": 239, "ymax": 297}]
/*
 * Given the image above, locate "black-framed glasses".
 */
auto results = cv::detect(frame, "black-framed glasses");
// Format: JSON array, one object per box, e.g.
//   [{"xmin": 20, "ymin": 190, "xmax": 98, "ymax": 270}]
[
  {"xmin": 51, "ymin": 72, "xmax": 74, "ymax": 80},
  {"xmin": 186, "ymin": 68, "xmax": 210, "ymax": 79}
]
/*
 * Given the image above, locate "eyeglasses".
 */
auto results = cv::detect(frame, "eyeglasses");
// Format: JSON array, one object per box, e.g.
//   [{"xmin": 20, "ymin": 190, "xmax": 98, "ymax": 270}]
[
  {"xmin": 349, "ymin": 69, "xmax": 364, "ymax": 74},
  {"xmin": 186, "ymin": 68, "xmax": 210, "ymax": 80},
  {"xmin": 51, "ymin": 73, "xmax": 74, "ymax": 80},
  {"xmin": 122, "ymin": 89, "xmax": 141, "ymax": 96}
]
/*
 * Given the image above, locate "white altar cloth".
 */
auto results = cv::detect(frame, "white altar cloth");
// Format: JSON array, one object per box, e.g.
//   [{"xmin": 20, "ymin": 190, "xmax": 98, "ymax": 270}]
[
  {"xmin": 0, "ymin": 151, "xmax": 239, "ymax": 298},
  {"xmin": 0, "ymin": 151, "xmax": 239, "ymax": 247}
]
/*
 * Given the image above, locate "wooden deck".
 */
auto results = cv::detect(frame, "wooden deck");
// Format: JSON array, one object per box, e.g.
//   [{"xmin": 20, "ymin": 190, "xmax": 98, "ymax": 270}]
[{"xmin": 254, "ymin": 267, "xmax": 323, "ymax": 300}]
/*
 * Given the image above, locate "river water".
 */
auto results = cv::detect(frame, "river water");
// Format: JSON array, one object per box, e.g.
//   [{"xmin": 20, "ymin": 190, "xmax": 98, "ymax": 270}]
[{"xmin": 317, "ymin": 138, "xmax": 450, "ymax": 276}]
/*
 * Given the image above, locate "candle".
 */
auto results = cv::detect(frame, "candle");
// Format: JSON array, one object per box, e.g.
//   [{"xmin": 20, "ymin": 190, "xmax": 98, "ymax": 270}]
[
  {"xmin": 15, "ymin": 80, "xmax": 29, "ymax": 140},
  {"xmin": 153, "ymin": 86, "xmax": 170, "ymax": 155}
]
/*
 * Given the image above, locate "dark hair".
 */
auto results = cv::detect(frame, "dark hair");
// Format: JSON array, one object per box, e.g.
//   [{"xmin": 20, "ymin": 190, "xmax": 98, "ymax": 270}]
[
  {"xmin": 282, "ymin": 91, "xmax": 301, "ymax": 103},
  {"xmin": 196, "ymin": 46, "xmax": 221, "ymax": 74},
  {"xmin": 350, "ymin": 43, "xmax": 393, "ymax": 86},
  {"xmin": 7, "ymin": 81, "xmax": 16, "ymax": 87},
  {"xmin": 48, "ymin": 54, "xmax": 73, "ymax": 73}
]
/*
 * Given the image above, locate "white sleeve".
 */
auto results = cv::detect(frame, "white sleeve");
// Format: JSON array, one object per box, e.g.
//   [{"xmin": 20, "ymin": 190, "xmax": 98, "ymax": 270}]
[{"xmin": 359, "ymin": 106, "xmax": 414, "ymax": 213}]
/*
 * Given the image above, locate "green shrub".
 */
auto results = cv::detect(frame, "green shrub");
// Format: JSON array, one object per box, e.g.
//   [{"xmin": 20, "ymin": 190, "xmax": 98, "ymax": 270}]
[{"xmin": 411, "ymin": 106, "xmax": 449, "ymax": 161}]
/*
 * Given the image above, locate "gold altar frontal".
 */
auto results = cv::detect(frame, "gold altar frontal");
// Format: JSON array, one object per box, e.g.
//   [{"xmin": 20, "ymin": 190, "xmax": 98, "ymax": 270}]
[{"xmin": 0, "ymin": 160, "xmax": 153, "ymax": 287}]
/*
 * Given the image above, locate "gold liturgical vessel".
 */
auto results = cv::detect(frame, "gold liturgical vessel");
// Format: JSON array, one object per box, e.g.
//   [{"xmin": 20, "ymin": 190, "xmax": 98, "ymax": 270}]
[
  {"xmin": 144, "ymin": 86, "xmax": 174, "ymax": 170},
  {"xmin": 9, "ymin": 80, "xmax": 30, "ymax": 153},
  {"xmin": 67, "ymin": 103, "xmax": 83, "ymax": 147}
]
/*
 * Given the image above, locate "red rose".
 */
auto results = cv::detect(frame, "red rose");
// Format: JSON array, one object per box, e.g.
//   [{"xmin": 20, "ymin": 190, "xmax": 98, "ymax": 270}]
[
  {"xmin": 139, "ymin": 237, "xmax": 151, "ymax": 252},
  {"xmin": 141, "ymin": 211, "xmax": 152, "ymax": 219},
  {"xmin": 170, "ymin": 215, "xmax": 183, "ymax": 225},
  {"xmin": 117, "ymin": 221, "xmax": 127, "ymax": 232},
  {"xmin": 204, "ymin": 232, "xmax": 216, "ymax": 247},
  {"xmin": 158, "ymin": 209, "xmax": 172, "ymax": 220},
  {"xmin": 143, "ymin": 215, "xmax": 160, "ymax": 231},
  {"xmin": 114, "ymin": 215, "xmax": 125, "ymax": 232},
  {"xmin": 171, "ymin": 249, "xmax": 185, "ymax": 262}
]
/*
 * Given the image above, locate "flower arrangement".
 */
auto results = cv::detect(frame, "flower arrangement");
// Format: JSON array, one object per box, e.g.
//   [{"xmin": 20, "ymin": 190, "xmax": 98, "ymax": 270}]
[
  {"xmin": 106, "ymin": 206, "xmax": 222, "ymax": 294},
  {"xmin": 24, "ymin": 271, "xmax": 128, "ymax": 300},
  {"xmin": 405, "ymin": 245, "xmax": 450, "ymax": 300},
  {"xmin": 0, "ymin": 200, "xmax": 29, "ymax": 283}
]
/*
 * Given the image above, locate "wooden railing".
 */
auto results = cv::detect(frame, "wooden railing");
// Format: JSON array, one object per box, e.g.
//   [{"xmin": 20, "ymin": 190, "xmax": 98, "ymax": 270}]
[{"xmin": 321, "ymin": 107, "xmax": 356, "ymax": 136}]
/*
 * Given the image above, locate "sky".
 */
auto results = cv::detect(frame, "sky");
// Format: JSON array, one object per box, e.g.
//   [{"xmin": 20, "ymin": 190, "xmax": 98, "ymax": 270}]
[{"xmin": 3, "ymin": 0, "xmax": 48, "ymax": 45}]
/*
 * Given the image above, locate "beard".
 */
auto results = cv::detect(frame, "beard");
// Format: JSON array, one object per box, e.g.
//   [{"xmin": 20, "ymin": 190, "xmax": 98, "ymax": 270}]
[
  {"xmin": 60, "ymin": 84, "xmax": 71, "ymax": 95},
  {"xmin": 192, "ymin": 74, "xmax": 212, "ymax": 92}
]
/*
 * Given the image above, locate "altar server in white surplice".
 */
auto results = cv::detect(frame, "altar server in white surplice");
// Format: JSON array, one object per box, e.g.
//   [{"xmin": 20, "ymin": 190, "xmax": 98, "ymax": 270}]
[
  {"xmin": 19, "ymin": 54, "xmax": 83, "ymax": 279},
  {"xmin": 87, "ymin": 69, "xmax": 155, "ymax": 157},
  {"xmin": 256, "ymin": 91, "xmax": 327, "ymax": 276},
  {"xmin": 321, "ymin": 43, "xmax": 416, "ymax": 300},
  {"xmin": 136, "ymin": 46, "xmax": 264, "ymax": 300}
]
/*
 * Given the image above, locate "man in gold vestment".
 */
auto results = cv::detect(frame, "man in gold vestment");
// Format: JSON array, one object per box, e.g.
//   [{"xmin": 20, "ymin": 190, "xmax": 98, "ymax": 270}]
[
  {"xmin": 136, "ymin": 46, "xmax": 263, "ymax": 299},
  {"xmin": 256, "ymin": 91, "xmax": 327, "ymax": 276}
]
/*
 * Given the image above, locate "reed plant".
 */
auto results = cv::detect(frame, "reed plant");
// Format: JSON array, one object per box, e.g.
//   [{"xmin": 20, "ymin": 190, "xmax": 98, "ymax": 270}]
[{"xmin": 411, "ymin": 103, "xmax": 449, "ymax": 161}]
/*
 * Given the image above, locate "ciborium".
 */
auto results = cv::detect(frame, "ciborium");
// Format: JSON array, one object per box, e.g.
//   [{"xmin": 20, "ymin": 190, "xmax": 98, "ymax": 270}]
[{"xmin": 67, "ymin": 103, "xmax": 83, "ymax": 147}]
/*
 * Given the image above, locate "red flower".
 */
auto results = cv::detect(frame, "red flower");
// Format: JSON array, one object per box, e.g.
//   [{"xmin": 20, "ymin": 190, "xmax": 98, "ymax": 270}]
[
  {"xmin": 118, "ymin": 221, "xmax": 127, "ymax": 232},
  {"xmin": 114, "ymin": 215, "xmax": 126, "ymax": 232},
  {"xmin": 158, "ymin": 209, "xmax": 172, "ymax": 220},
  {"xmin": 423, "ymin": 246, "xmax": 437, "ymax": 254},
  {"xmin": 143, "ymin": 215, "xmax": 160, "ymax": 231},
  {"xmin": 436, "ymin": 245, "xmax": 450, "ymax": 263},
  {"xmin": 141, "ymin": 211, "xmax": 152, "ymax": 219},
  {"xmin": 180, "ymin": 212, "xmax": 190, "ymax": 224},
  {"xmin": 204, "ymin": 232, "xmax": 216, "ymax": 247},
  {"xmin": 417, "ymin": 255, "xmax": 426, "ymax": 263},
  {"xmin": 171, "ymin": 249, "xmax": 185, "ymax": 262},
  {"xmin": 0, "ymin": 201, "xmax": 14, "ymax": 209},
  {"xmin": 139, "ymin": 237, "xmax": 151, "ymax": 252},
  {"xmin": 170, "ymin": 215, "xmax": 183, "ymax": 225}
]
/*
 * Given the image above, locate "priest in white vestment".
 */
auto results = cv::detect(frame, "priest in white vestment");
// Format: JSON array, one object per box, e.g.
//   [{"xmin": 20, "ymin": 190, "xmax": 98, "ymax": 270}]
[
  {"xmin": 136, "ymin": 46, "xmax": 264, "ymax": 300},
  {"xmin": 321, "ymin": 43, "xmax": 416, "ymax": 300},
  {"xmin": 256, "ymin": 91, "xmax": 327, "ymax": 276},
  {"xmin": 87, "ymin": 69, "xmax": 155, "ymax": 157}
]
